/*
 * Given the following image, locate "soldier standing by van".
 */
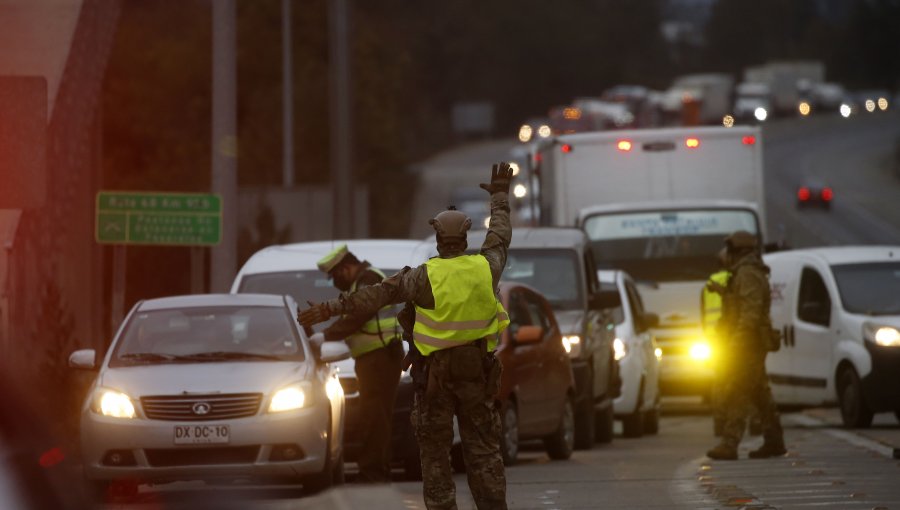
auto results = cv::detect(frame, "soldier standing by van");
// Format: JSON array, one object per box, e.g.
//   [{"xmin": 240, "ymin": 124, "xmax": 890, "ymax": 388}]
[
  {"xmin": 300, "ymin": 162, "xmax": 514, "ymax": 509},
  {"xmin": 706, "ymin": 231, "xmax": 786, "ymax": 460}
]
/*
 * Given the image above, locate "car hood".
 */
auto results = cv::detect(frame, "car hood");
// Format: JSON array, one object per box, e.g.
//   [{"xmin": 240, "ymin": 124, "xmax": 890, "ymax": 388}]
[
  {"xmin": 638, "ymin": 281, "xmax": 704, "ymax": 330},
  {"xmin": 841, "ymin": 313, "xmax": 900, "ymax": 338},
  {"xmin": 99, "ymin": 361, "xmax": 312, "ymax": 398},
  {"xmin": 554, "ymin": 309, "xmax": 585, "ymax": 336}
]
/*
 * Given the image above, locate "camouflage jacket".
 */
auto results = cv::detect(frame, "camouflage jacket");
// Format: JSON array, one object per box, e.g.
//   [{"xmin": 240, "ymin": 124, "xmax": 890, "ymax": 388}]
[
  {"xmin": 321, "ymin": 192, "xmax": 511, "ymax": 323},
  {"xmin": 322, "ymin": 262, "xmax": 382, "ymax": 341},
  {"xmin": 720, "ymin": 252, "xmax": 771, "ymax": 351}
]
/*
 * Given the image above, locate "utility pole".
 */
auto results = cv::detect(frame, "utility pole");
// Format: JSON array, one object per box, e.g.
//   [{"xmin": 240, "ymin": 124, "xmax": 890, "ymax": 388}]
[
  {"xmin": 210, "ymin": 0, "xmax": 238, "ymax": 292},
  {"xmin": 329, "ymin": 0, "xmax": 352, "ymax": 238},
  {"xmin": 282, "ymin": 0, "xmax": 295, "ymax": 188}
]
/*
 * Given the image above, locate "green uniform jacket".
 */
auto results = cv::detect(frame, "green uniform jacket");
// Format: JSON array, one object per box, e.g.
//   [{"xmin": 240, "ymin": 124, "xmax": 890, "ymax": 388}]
[
  {"xmin": 322, "ymin": 192, "xmax": 511, "ymax": 344},
  {"xmin": 720, "ymin": 252, "xmax": 771, "ymax": 352}
]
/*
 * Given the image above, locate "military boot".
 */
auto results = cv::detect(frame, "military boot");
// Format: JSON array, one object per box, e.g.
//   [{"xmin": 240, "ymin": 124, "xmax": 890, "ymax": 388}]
[
  {"xmin": 748, "ymin": 442, "xmax": 786, "ymax": 459},
  {"xmin": 706, "ymin": 443, "xmax": 738, "ymax": 460}
]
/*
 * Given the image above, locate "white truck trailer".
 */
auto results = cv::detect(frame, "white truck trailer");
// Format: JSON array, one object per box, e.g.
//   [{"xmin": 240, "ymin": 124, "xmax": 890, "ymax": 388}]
[
  {"xmin": 533, "ymin": 126, "xmax": 766, "ymax": 397},
  {"xmin": 742, "ymin": 61, "xmax": 825, "ymax": 116}
]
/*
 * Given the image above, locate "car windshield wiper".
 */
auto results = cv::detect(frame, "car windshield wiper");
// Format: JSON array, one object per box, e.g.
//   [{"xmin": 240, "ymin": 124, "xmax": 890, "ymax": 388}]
[
  {"xmin": 118, "ymin": 352, "xmax": 182, "ymax": 363},
  {"xmin": 177, "ymin": 351, "xmax": 286, "ymax": 361}
]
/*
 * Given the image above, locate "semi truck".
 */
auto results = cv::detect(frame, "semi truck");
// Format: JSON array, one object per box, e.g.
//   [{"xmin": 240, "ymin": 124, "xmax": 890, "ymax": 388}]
[
  {"xmin": 741, "ymin": 61, "xmax": 825, "ymax": 116},
  {"xmin": 532, "ymin": 126, "xmax": 766, "ymax": 398}
]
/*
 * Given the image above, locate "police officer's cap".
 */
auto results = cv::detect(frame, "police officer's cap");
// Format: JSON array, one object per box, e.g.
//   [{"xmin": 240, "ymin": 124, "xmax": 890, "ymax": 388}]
[
  {"xmin": 317, "ymin": 244, "xmax": 352, "ymax": 273},
  {"xmin": 724, "ymin": 230, "xmax": 758, "ymax": 250}
]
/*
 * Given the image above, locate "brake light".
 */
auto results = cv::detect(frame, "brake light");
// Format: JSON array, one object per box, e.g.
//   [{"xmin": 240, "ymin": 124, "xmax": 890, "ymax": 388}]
[
  {"xmin": 39, "ymin": 447, "xmax": 65, "ymax": 468},
  {"xmin": 685, "ymin": 137, "xmax": 700, "ymax": 149},
  {"xmin": 821, "ymin": 187, "xmax": 833, "ymax": 201},
  {"xmin": 616, "ymin": 140, "xmax": 633, "ymax": 152},
  {"xmin": 742, "ymin": 136, "xmax": 756, "ymax": 145},
  {"xmin": 534, "ymin": 152, "xmax": 543, "ymax": 162},
  {"xmin": 561, "ymin": 143, "xmax": 573, "ymax": 153},
  {"xmin": 797, "ymin": 187, "xmax": 811, "ymax": 201}
]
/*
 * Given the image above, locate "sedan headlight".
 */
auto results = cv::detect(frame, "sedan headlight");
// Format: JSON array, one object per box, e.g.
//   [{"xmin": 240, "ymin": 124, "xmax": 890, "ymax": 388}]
[
  {"xmin": 269, "ymin": 383, "xmax": 310, "ymax": 413},
  {"xmin": 562, "ymin": 335, "xmax": 581, "ymax": 357},
  {"xmin": 689, "ymin": 341, "xmax": 712, "ymax": 361},
  {"xmin": 613, "ymin": 338, "xmax": 628, "ymax": 361},
  {"xmin": 864, "ymin": 324, "xmax": 900, "ymax": 347},
  {"xmin": 92, "ymin": 388, "xmax": 136, "ymax": 419}
]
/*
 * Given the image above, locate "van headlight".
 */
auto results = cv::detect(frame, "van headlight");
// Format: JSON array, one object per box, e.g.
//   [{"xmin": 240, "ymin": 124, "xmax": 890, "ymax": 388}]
[
  {"xmin": 689, "ymin": 341, "xmax": 712, "ymax": 361},
  {"xmin": 92, "ymin": 388, "xmax": 136, "ymax": 419},
  {"xmin": 269, "ymin": 383, "xmax": 311, "ymax": 413},
  {"xmin": 864, "ymin": 324, "xmax": 900, "ymax": 347},
  {"xmin": 613, "ymin": 338, "xmax": 628, "ymax": 361},
  {"xmin": 562, "ymin": 335, "xmax": 581, "ymax": 357}
]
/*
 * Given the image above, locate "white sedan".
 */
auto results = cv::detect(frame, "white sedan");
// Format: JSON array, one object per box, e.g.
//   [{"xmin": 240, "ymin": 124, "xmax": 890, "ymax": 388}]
[
  {"xmin": 598, "ymin": 270, "xmax": 662, "ymax": 438},
  {"xmin": 69, "ymin": 293, "xmax": 349, "ymax": 500}
]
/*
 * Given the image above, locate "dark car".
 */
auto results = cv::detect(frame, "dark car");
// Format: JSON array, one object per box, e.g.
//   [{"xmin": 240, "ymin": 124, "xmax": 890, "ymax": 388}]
[
  {"xmin": 796, "ymin": 178, "xmax": 833, "ymax": 210},
  {"xmin": 496, "ymin": 281, "xmax": 576, "ymax": 465}
]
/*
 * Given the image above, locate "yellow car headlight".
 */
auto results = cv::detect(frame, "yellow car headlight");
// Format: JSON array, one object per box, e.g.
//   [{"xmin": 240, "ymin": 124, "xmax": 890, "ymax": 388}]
[
  {"xmin": 562, "ymin": 335, "xmax": 581, "ymax": 356},
  {"xmin": 269, "ymin": 384, "xmax": 309, "ymax": 413},
  {"xmin": 93, "ymin": 388, "xmax": 136, "ymax": 419},
  {"xmin": 654, "ymin": 347, "xmax": 662, "ymax": 361},
  {"xmin": 689, "ymin": 341, "xmax": 712, "ymax": 361},
  {"xmin": 613, "ymin": 338, "xmax": 628, "ymax": 361},
  {"xmin": 864, "ymin": 324, "xmax": 900, "ymax": 347}
]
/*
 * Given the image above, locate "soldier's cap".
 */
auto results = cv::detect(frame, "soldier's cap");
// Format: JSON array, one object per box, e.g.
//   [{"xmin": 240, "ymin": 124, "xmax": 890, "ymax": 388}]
[
  {"xmin": 317, "ymin": 244, "xmax": 351, "ymax": 274},
  {"xmin": 724, "ymin": 230, "xmax": 758, "ymax": 249}
]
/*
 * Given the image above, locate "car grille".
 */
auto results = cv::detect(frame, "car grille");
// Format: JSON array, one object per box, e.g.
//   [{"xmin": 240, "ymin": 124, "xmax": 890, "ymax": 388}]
[
  {"xmin": 144, "ymin": 446, "xmax": 260, "ymax": 467},
  {"xmin": 339, "ymin": 376, "xmax": 359, "ymax": 397},
  {"xmin": 141, "ymin": 393, "xmax": 262, "ymax": 421}
]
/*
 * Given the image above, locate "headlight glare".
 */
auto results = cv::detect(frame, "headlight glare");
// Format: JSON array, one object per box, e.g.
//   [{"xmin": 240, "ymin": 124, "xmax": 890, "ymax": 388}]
[
  {"xmin": 613, "ymin": 337, "xmax": 627, "ymax": 361},
  {"xmin": 269, "ymin": 385, "xmax": 308, "ymax": 413},
  {"xmin": 654, "ymin": 347, "xmax": 663, "ymax": 361},
  {"xmin": 95, "ymin": 389, "xmax": 136, "ymax": 419},
  {"xmin": 689, "ymin": 341, "xmax": 712, "ymax": 361},
  {"xmin": 325, "ymin": 376, "xmax": 344, "ymax": 401},
  {"xmin": 864, "ymin": 324, "xmax": 900, "ymax": 347},
  {"xmin": 562, "ymin": 335, "xmax": 581, "ymax": 356}
]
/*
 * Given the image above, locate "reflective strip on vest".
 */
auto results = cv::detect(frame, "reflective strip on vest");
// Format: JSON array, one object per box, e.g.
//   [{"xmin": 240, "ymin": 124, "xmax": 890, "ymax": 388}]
[
  {"xmin": 413, "ymin": 255, "xmax": 510, "ymax": 356},
  {"xmin": 344, "ymin": 267, "xmax": 400, "ymax": 358},
  {"xmin": 702, "ymin": 270, "xmax": 731, "ymax": 338}
]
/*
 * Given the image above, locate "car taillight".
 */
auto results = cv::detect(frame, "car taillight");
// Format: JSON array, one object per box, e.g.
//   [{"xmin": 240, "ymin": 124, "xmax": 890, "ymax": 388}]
[
  {"xmin": 821, "ymin": 187, "xmax": 833, "ymax": 201},
  {"xmin": 616, "ymin": 140, "xmax": 633, "ymax": 152},
  {"xmin": 797, "ymin": 187, "xmax": 811, "ymax": 201},
  {"xmin": 742, "ymin": 136, "xmax": 756, "ymax": 145},
  {"xmin": 561, "ymin": 143, "xmax": 573, "ymax": 153},
  {"xmin": 685, "ymin": 137, "xmax": 700, "ymax": 149}
]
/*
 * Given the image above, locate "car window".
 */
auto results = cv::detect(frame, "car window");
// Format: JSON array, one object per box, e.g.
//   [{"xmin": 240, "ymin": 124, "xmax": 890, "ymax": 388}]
[
  {"xmin": 831, "ymin": 262, "xmax": 900, "ymax": 315},
  {"xmin": 238, "ymin": 269, "xmax": 400, "ymax": 305},
  {"xmin": 501, "ymin": 249, "xmax": 584, "ymax": 310},
  {"xmin": 624, "ymin": 281, "xmax": 648, "ymax": 332},
  {"xmin": 797, "ymin": 267, "xmax": 831, "ymax": 326},
  {"xmin": 523, "ymin": 290, "xmax": 552, "ymax": 335},
  {"xmin": 111, "ymin": 305, "xmax": 304, "ymax": 366},
  {"xmin": 507, "ymin": 291, "xmax": 532, "ymax": 333},
  {"xmin": 600, "ymin": 280, "xmax": 626, "ymax": 324}
]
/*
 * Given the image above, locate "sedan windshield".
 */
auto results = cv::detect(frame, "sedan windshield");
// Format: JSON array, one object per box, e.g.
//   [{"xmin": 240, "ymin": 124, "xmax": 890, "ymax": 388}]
[
  {"xmin": 503, "ymin": 249, "xmax": 583, "ymax": 310},
  {"xmin": 831, "ymin": 262, "xmax": 900, "ymax": 316},
  {"xmin": 111, "ymin": 306, "xmax": 304, "ymax": 366}
]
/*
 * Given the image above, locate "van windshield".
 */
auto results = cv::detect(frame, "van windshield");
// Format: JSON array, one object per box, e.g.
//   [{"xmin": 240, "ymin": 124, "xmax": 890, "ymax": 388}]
[
  {"xmin": 237, "ymin": 269, "xmax": 400, "ymax": 305},
  {"xmin": 503, "ymin": 249, "xmax": 583, "ymax": 310},
  {"xmin": 582, "ymin": 209, "xmax": 759, "ymax": 283},
  {"xmin": 831, "ymin": 262, "xmax": 900, "ymax": 315}
]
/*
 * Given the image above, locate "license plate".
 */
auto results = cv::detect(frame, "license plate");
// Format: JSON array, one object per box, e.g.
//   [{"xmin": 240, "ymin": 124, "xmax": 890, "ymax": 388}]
[{"xmin": 173, "ymin": 424, "xmax": 230, "ymax": 445}]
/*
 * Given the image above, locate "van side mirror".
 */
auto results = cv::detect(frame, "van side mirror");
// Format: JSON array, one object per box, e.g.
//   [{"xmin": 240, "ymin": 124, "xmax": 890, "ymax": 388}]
[
  {"xmin": 589, "ymin": 290, "xmax": 620, "ymax": 311},
  {"xmin": 68, "ymin": 349, "xmax": 97, "ymax": 370},
  {"xmin": 319, "ymin": 342, "xmax": 351, "ymax": 363},
  {"xmin": 641, "ymin": 312, "xmax": 659, "ymax": 329},
  {"xmin": 514, "ymin": 325, "xmax": 543, "ymax": 345}
]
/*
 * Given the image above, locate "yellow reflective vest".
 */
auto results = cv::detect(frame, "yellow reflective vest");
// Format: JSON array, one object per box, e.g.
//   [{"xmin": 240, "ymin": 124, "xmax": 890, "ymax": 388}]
[
  {"xmin": 413, "ymin": 255, "xmax": 510, "ymax": 356},
  {"xmin": 702, "ymin": 270, "xmax": 731, "ymax": 340},
  {"xmin": 344, "ymin": 267, "xmax": 401, "ymax": 358}
]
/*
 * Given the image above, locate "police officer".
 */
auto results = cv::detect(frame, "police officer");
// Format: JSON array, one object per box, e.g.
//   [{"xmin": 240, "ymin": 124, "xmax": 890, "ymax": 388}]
[
  {"xmin": 312, "ymin": 245, "xmax": 403, "ymax": 483},
  {"xmin": 300, "ymin": 162, "xmax": 514, "ymax": 510},
  {"xmin": 706, "ymin": 231, "xmax": 786, "ymax": 460}
]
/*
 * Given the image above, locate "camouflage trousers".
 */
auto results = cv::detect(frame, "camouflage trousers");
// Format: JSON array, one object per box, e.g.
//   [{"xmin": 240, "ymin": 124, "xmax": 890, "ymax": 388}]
[
  {"xmin": 412, "ymin": 343, "xmax": 507, "ymax": 510},
  {"xmin": 719, "ymin": 348, "xmax": 783, "ymax": 447}
]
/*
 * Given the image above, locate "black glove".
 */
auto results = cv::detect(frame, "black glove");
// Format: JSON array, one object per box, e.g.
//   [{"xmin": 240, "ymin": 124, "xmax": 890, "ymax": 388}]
[{"xmin": 479, "ymin": 162, "xmax": 514, "ymax": 195}]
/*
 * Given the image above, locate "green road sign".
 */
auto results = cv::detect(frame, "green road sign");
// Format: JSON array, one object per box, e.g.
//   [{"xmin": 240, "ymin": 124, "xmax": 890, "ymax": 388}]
[{"xmin": 96, "ymin": 191, "xmax": 222, "ymax": 246}]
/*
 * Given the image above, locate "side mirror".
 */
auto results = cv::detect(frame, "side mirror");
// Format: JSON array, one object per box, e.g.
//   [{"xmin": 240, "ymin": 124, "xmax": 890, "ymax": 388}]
[
  {"xmin": 589, "ymin": 290, "xmax": 620, "ymax": 311},
  {"xmin": 68, "ymin": 349, "xmax": 97, "ymax": 370},
  {"xmin": 641, "ymin": 312, "xmax": 659, "ymax": 329},
  {"xmin": 319, "ymin": 342, "xmax": 352, "ymax": 363},
  {"xmin": 514, "ymin": 325, "xmax": 543, "ymax": 345}
]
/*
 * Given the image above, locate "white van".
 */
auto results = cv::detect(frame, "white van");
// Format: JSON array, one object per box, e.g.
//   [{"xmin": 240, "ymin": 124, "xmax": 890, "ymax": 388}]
[{"xmin": 764, "ymin": 246, "xmax": 900, "ymax": 427}]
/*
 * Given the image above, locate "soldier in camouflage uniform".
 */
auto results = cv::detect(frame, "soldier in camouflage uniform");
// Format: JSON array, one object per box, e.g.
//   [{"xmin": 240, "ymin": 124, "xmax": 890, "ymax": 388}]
[
  {"xmin": 707, "ymin": 231, "xmax": 786, "ymax": 461},
  {"xmin": 300, "ymin": 162, "xmax": 514, "ymax": 509}
]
